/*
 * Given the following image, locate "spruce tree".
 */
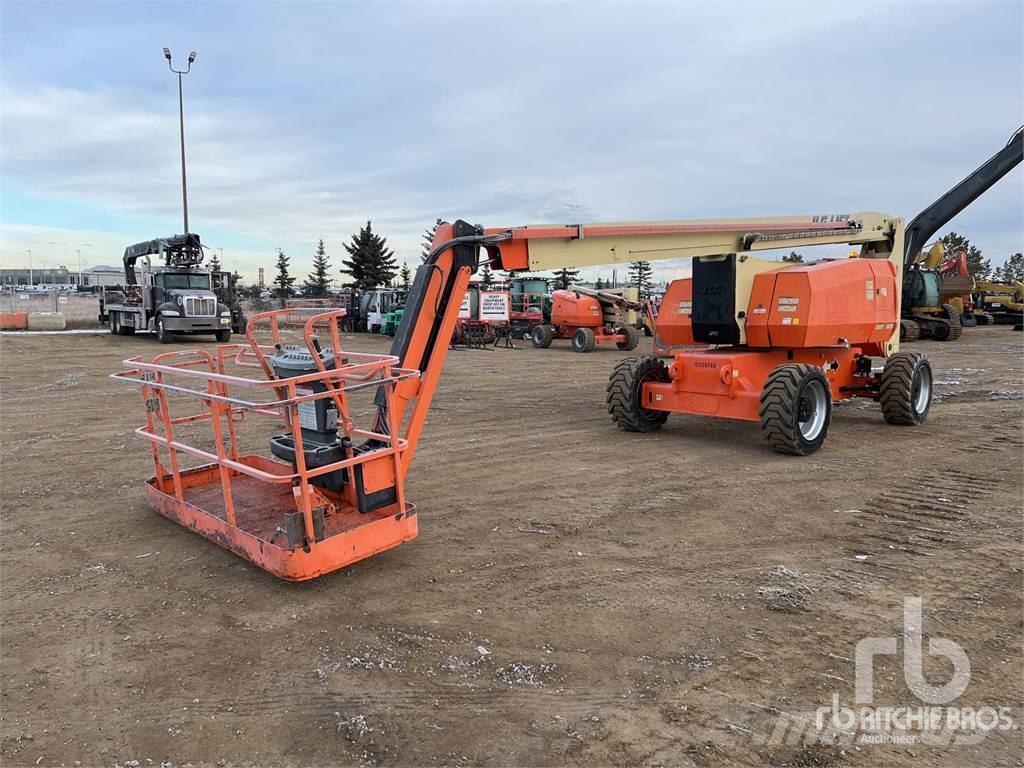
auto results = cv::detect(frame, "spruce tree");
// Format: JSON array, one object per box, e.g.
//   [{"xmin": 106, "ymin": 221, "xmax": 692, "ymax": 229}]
[
  {"xmin": 479, "ymin": 263, "xmax": 494, "ymax": 289},
  {"xmin": 554, "ymin": 267, "xmax": 580, "ymax": 290},
  {"xmin": 400, "ymin": 262, "xmax": 412, "ymax": 290},
  {"xmin": 628, "ymin": 261, "xmax": 654, "ymax": 297},
  {"xmin": 421, "ymin": 218, "xmax": 443, "ymax": 263},
  {"xmin": 782, "ymin": 251, "xmax": 803, "ymax": 263},
  {"xmin": 304, "ymin": 239, "xmax": 332, "ymax": 297},
  {"xmin": 939, "ymin": 231, "xmax": 990, "ymax": 279},
  {"xmin": 341, "ymin": 220, "xmax": 397, "ymax": 291},
  {"xmin": 996, "ymin": 252, "xmax": 1024, "ymax": 282},
  {"xmin": 273, "ymin": 249, "xmax": 296, "ymax": 306}
]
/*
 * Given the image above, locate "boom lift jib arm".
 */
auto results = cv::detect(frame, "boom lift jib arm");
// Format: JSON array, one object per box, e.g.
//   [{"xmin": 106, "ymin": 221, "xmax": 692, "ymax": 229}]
[{"xmin": 384, "ymin": 213, "xmax": 903, "ymax": 474}]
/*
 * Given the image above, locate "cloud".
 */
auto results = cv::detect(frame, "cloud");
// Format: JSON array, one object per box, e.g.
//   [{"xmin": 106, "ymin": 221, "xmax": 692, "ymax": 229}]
[{"xmin": 0, "ymin": 0, "xmax": 1021, "ymax": 284}]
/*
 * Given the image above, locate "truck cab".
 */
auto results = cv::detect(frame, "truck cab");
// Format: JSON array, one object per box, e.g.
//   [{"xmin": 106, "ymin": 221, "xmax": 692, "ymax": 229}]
[{"xmin": 100, "ymin": 233, "xmax": 235, "ymax": 343}]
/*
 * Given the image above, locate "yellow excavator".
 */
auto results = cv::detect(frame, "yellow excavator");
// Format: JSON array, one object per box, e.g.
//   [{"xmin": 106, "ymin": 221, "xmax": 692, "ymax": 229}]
[{"xmin": 974, "ymin": 279, "xmax": 1024, "ymax": 328}]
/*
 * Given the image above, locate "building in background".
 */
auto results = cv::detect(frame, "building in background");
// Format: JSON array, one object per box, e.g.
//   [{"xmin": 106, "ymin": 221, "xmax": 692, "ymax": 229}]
[{"xmin": 1, "ymin": 266, "xmax": 72, "ymax": 288}]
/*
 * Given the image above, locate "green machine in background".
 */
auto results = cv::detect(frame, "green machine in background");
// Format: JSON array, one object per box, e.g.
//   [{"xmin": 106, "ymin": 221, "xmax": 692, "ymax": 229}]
[{"xmin": 379, "ymin": 307, "xmax": 404, "ymax": 337}]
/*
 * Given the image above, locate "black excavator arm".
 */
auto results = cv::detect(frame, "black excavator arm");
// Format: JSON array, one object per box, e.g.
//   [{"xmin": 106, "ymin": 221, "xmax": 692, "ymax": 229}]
[{"xmin": 904, "ymin": 126, "xmax": 1023, "ymax": 267}]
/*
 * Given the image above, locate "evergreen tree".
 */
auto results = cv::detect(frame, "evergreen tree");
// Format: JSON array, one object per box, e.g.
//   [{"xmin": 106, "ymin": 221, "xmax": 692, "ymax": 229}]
[
  {"xmin": 231, "ymin": 270, "xmax": 243, "ymax": 288},
  {"xmin": 939, "ymin": 231, "xmax": 990, "ymax": 279},
  {"xmin": 595, "ymin": 277, "xmax": 604, "ymax": 290},
  {"xmin": 304, "ymin": 238, "xmax": 332, "ymax": 297},
  {"xmin": 782, "ymin": 251, "xmax": 803, "ymax": 263},
  {"xmin": 208, "ymin": 251, "xmax": 222, "ymax": 272},
  {"xmin": 479, "ymin": 263, "xmax": 494, "ymax": 289},
  {"xmin": 421, "ymin": 218, "xmax": 443, "ymax": 263},
  {"xmin": 628, "ymin": 261, "xmax": 654, "ymax": 297},
  {"xmin": 341, "ymin": 220, "xmax": 397, "ymax": 291},
  {"xmin": 554, "ymin": 267, "xmax": 580, "ymax": 290},
  {"xmin": 273, "ymin": 249, "xmax": 296, "ymax": 305},
  {"xmin": 996, "ymin": 252, "xmax": 1024, "ymax": 283},
  {"xmin": 400, "ymin": 262, "xmax": 412, "ymax": 290}
]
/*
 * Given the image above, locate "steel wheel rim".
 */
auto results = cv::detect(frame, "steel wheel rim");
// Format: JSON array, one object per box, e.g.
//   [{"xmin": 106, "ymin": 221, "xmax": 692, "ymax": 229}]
[
  {"xmin": 798, "ymin": 379, "xmax": 828, "ymax": 440},
  {"xmin": 913, "ymin": 365, "xmax": 931, "ymax": 413}
]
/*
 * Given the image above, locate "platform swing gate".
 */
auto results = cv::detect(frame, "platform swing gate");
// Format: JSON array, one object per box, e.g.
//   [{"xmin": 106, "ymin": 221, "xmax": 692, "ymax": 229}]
[{"xmin": 112, "ymin": 308, "xmax": 421, "ymax": 580}]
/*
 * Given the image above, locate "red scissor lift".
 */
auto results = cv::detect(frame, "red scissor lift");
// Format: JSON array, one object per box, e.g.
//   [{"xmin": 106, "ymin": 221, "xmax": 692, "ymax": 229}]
[{"xmin": 113, "ymin": 309, "xmax": 420, "ymax": 581}]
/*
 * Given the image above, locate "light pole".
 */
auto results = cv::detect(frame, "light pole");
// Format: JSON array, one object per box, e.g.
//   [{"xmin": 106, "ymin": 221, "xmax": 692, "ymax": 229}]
[
  {"xmin": 75, "ymin": 249, "xmax": 82, "ymax": 287},
  {"xmin": 26, "ymin": 249, "xmax": 32, "ymax": 286},
  {"xmin": 163, "ymin": 47, "xmax": 197, "ymax": 235}
]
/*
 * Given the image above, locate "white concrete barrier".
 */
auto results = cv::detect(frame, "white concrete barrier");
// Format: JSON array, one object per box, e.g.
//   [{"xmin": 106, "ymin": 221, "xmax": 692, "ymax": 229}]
[{"xmin": 27, "ymin": 312, "xmax": 67, "ymax": 331}]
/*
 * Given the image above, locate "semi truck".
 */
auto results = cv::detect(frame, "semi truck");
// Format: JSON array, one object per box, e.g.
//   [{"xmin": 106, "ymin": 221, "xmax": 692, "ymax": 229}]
[{"xmin": 99, "ymin": 233, "xmax": 236, "ymax": 343}]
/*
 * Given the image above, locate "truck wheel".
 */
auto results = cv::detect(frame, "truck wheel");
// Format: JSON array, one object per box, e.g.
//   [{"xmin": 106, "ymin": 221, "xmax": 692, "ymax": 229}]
[
  {"xmin": 607, "ymin": 356, "xmax": 669, "ymax": 432},
  {"xmin": 572, "ymin": 327, "xmax": 597, "ymax": 353},
  {"xmin": 880, "ymin": 352, "xmax": 932, "ymax": 426},
  {"xmin": 215, "ymin": 329, "xmax": 231, "ymax": 343},
  {"xmin": 617, "ymin": 324, "xmax": 640, "ymax": 351},
  {"xmin": 156, "ymin": 316, "xmax": 173, "ymax": 344},
  {"xmin": 759, "ymin": 364, "xmax": 832, "ymax": 456},
  {"xmin": 531, "ymin": 324, "xmax": 554, "ymax": 348}
]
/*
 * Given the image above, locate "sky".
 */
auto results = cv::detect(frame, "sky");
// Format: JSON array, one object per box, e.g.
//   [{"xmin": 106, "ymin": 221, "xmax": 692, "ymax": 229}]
[{"xmin": 0, "ymin": 0, "xmax": 1021, "ymax": 286}]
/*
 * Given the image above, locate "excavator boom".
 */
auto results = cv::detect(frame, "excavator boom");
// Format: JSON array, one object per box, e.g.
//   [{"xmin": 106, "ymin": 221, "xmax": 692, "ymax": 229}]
[{"xmin": 904, "ymin": 126, "xmax": 1023, "ymax": 267}]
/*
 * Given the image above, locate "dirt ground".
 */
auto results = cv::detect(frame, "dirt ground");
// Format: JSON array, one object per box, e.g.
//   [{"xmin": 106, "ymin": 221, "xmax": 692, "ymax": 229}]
[{"xmin": 1, "ymin": 326, "xmax": 1021, "ymax": 767}]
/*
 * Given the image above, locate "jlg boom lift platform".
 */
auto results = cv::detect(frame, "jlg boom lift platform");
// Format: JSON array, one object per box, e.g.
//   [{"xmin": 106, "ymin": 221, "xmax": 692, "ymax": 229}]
[{"xmin": 115, "ymin": 128, "xmax": 1021, "ymax": 580}]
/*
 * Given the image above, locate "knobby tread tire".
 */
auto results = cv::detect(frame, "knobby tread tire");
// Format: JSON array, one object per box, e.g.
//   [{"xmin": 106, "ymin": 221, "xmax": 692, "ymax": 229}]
[
  {"xmin": 573, "ymin": 327, "xmax": 597, "ymax": 353},
  {"xmin": 617, "ymin": 324, "xmax": 641, "ymax": 351},
  {"xmin": 880, "ymin": 351, "xmax": 931, "ymax": 425},
  {"xmin": 758, "ymin": 364, "xmax": 830, "ymax": 456},
  {"xmin": 607, "ymin": 356, "xmax": 669, "ymax": 432}
]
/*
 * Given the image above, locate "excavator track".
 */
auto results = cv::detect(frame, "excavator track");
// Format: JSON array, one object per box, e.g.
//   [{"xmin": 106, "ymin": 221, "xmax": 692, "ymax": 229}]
[{"xmin": 900, "ymin": 318, "xmax": 921, "ymax": 343}]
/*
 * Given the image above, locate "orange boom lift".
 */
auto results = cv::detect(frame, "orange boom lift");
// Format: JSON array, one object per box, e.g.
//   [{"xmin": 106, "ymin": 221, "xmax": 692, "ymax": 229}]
[{"xmin": 115, "ymin": 130, "xmax": 1021, "ymax": 580}]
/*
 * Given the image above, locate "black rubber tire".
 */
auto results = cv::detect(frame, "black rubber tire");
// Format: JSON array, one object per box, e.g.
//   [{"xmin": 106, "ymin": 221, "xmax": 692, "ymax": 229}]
[
  {"xmin": 899, "ymin": 319, "xmax": 921, "ymax": 343},
  {"xmin": 156, "ymin": 315, "xmax": 173, "ymax": 344},
  {"xmin": 531, "ymin": 324, "xmax": 554, "ymax": 349},
  {"xmin": 642, "ymin": 323, "xmax": 653, "ymax": 337},
  {"xmin": 880, "ymin": 352, "xmax": 932, "ymax": 426},
  {"xmin": 607, "ymin": 356, "xmax": 669, "ymax": 432},
  {"xmin": 572, "ymin": 327, "xmax": 597, "ymax": 353},
  {"xmin": 617, "ymin": 324, "xmax": 640, "ymax": 351},
  {"xmin": 961, "ymin": 313, "xmax": 977, "ymax": 328},
  {"xmin": 215, "ymin": 329, "xmax": 231, "ymax": 343},
  {"xmin": 356, "ymin": 319, "xmax": 368, "ymax": 332},
  {"xmin": 941, "ymin": 303, "xmax": 961, "ymax": 324},
  {"xmin": 759, "ymin": 364, "xmax": 832, "ymax": 456},
  {"xmin": 122, "ymin": 321, "xmax": 135, "ymax": 336}
]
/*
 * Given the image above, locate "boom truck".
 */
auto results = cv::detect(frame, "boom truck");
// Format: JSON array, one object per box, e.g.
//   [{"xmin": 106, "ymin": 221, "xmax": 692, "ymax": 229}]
[
  {"xmin": 115, "ymin": 129, "xmax": 1020, "ymax": 580},
  {"xmin": 100, "ymin": 233, "xmax": 236, "ymax": 343}
]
